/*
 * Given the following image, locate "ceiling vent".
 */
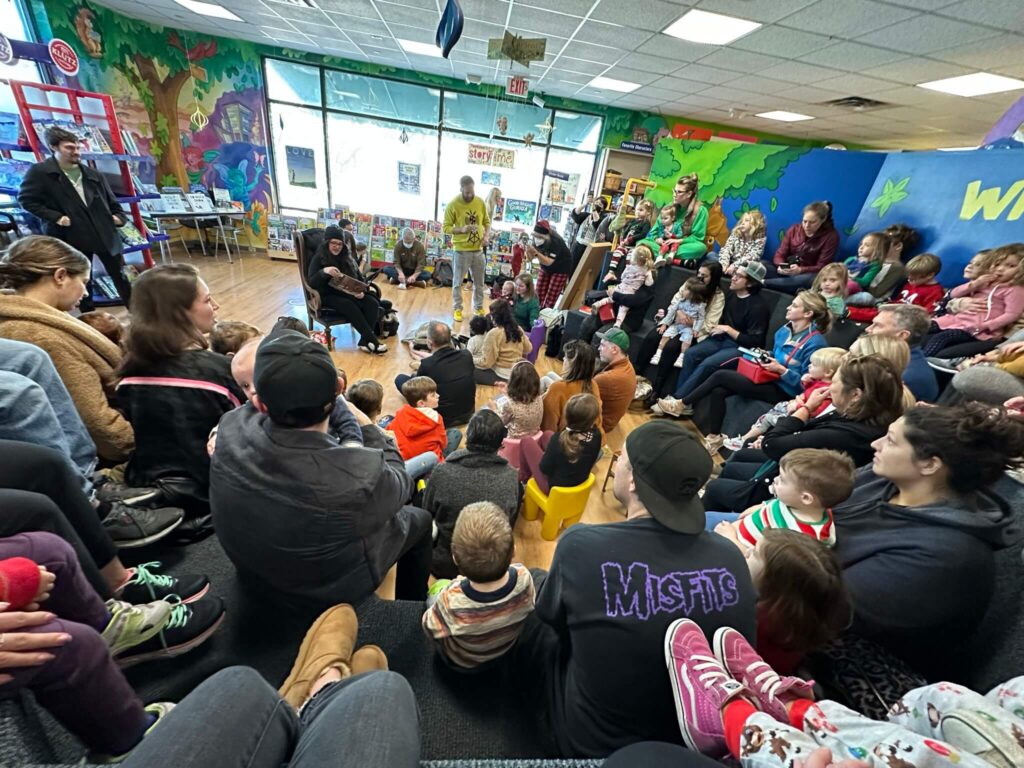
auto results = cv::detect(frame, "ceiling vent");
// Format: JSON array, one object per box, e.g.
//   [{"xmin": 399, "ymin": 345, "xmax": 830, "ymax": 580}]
[
  {"xmin": 264, "ymin": 0, "xmax": 319, "ymax": 8},
  {"xmin": 822, "ymin": 96, "xmax": 891, "ymax": 111}
]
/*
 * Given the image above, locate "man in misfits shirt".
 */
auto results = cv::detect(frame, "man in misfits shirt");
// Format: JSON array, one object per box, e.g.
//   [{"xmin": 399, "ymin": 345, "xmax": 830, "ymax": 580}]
[{"xmin": 516, "ymin": 421, "xmax": 756, "ymax": 757}]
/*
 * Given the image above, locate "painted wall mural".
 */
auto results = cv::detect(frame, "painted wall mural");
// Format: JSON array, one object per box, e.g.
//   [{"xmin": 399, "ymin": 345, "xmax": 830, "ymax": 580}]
[{"xmin": 646, "ymin": 139, "xmax": 885, "ymax": 256}]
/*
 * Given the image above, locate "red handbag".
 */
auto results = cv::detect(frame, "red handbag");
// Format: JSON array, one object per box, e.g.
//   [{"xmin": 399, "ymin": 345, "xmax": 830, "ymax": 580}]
[{"xmin": 737, "ymin": 330, "xmax": 821, "ymax": 385}]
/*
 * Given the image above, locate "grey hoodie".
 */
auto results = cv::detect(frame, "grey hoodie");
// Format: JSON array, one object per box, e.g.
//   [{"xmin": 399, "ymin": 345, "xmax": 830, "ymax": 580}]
[{"xmin": 834, "ymin": 467, "xmax": 1022, "ymax": 678}]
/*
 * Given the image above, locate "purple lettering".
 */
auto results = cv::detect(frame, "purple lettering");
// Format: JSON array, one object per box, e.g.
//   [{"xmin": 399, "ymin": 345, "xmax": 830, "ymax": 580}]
[
  {"xmin": 602, "ymin": 562, "xmax": 652, "ymax": 619},
  {"xmin": 601, "ymin": 562, "xmax": 741, "ymax": 622}
]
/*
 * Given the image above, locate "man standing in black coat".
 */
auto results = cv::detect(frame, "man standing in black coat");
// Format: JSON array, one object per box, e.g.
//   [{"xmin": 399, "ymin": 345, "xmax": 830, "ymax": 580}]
[{"xmin": 18, "ymin": 126, "xmax": 130, "ymax": 309}]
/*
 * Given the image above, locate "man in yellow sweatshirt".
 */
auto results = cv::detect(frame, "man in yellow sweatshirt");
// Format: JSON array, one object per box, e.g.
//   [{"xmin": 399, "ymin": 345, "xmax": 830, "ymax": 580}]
[{"xmin": 443, "ymin": 175, "xmax": 490, "ymax": 322}]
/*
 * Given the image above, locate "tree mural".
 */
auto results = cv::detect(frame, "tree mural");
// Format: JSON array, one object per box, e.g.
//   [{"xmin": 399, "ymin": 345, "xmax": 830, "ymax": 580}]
[{"xmin": 53, "ymin": 3, "xmax": 258, "ymax": 188}]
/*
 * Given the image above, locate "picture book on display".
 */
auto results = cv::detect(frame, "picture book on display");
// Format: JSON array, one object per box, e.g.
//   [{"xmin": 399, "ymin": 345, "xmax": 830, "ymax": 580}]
[
  {"xmin": 119, "ymin": 222, "xmax": 148, "ymax": 247},
  {"xmin": 32, "ymin": 121, "xmax": 111, "ymax": 153}
]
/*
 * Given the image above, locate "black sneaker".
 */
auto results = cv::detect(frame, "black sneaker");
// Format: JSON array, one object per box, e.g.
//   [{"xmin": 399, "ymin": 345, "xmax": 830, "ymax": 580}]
[
  {"xmin": 117, "ymin": 561, "xmax": 210, "ymax": 605},
  {"xmin": 102, "ymin": 504, "xmax": 184, "ymax": 548},
  {"xmin": 95, "ymin": 478, "xmax": 164, "ymax": 506},
  {"xmin": 116, "ymin": 596, "xmax": 226, "ymax": 668}
]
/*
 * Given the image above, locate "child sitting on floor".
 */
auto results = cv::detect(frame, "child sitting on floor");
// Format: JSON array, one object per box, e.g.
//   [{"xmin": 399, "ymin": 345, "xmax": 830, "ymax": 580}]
[
  {"xmin": 388, "ymin": 376, "xmax": 449, "ymax": 462},
  {"xmin": 493, "ymin": 360, "xmax": 543, "ymax": 439},
  {"xmin": 722, "ymin": 347, "xmax": 846, "ymax": 452},
  {"xmin": 466, "ymin": 314, "xmax": 491, "ymax": 357},
  {"xmin": 209, "ymin": 319, "xmax": 261, "ymax": 356},
  {"xmin": 811, "ymin": 262, "xmax": 849, "ymax": 319},
  {"xmin": 518, "ymin": 393, "xmax": 602, "ymax": 492},
  {"xmin": 422, "ymin": 501, "xmax": 535, "ymax": 670},
  {"xmin": 591, "ymin": 243, "xmax": 656, "ymax": 327},
  {"xmin": 650, "ymin": 276, "xmax": 708, "ymax": 365},
  {"xmin": 897, "ymin": 253, "xmax": 945, "ymax": 314},
  {"xmin": 718, "ymin": 209, "xmax": 767, "ymax": 275},
  {"xmin": 712, "ymin": 448, "xmax": 856, "ymax": 551},
  {"xmin": 347, "ymin": 378, "xmax": 386, "ymax": 426}
]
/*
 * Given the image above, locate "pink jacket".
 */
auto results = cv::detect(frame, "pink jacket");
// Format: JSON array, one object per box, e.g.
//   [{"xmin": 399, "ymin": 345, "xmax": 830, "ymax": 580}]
[{"xmin": 935, "ymin": 282, "xmax": 1024, "ymax": 339}]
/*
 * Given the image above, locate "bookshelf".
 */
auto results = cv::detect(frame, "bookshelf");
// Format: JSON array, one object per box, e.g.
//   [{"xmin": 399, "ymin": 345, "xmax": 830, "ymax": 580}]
[{"xmin": 5, "ymin": 80, "xmax": 162, "ymax": 306}]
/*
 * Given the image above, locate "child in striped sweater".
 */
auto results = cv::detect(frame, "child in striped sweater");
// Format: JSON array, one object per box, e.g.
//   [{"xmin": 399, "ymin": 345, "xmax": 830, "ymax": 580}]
[
  {"xmin": 713, "ymin": 448, "xmax": 855, "ymax": 551},
  {"xmin": 422, "ymin": 502, "xmax": 535, "ymax": 669}
]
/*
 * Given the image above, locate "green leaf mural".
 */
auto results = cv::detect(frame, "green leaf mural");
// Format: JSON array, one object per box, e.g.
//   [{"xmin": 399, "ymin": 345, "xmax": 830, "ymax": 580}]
[
  {"xmin": 770, "ymin": 196, "xmax": 778, "ymax": 212},
  {"xmin": 870, "ymin": 177, "xmax": 911, "ymax": 218}
]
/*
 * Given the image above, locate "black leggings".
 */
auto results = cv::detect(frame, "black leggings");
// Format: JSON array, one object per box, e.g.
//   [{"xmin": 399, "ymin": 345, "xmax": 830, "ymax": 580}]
[
  {"xmin": 686, "ymin": 370, "xmax": 788, "ymax": 434},
  {"xmin": 701, "ymin": 449, "xmax": 775, "ymax": 513},
  {"xmin": 321, "ymin": 290, "xmax": 380, "ymax": 346},
  {"xmin": 922, "ymin": 328, "xmax": 977, "ymax": 358}
]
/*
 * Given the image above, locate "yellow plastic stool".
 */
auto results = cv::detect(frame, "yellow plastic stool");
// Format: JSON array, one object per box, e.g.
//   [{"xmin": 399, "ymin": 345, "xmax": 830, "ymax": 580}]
[{"xmin": 522, "ymin": 474, "xmax": 595, "ymax": 541}]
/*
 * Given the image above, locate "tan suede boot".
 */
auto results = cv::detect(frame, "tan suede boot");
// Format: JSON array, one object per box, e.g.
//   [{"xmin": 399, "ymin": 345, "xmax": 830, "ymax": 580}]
[
  {"xmin": 351, "ymin": 644, "xmax": 389, "ymax": 675},
  {"xmin": 279, "ymin": 604, "xmax": 358, "ymax": 709}
]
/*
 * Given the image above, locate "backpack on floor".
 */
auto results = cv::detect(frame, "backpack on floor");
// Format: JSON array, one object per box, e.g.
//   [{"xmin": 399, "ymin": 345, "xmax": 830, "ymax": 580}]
[{"xmin": 432, "ymin": 259, "xmax": 454, "ymax": 287}]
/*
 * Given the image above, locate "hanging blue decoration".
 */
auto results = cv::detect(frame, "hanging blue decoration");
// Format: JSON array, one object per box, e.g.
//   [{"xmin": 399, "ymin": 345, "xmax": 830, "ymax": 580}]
[{"xmin": 435, "ymin": 0, "xmax": 464, "ymax": 59}]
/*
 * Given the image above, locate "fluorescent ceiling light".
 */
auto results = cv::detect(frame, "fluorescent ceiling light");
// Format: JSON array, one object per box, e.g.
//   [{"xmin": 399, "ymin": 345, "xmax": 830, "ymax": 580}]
[
  {"xmin": 936, "ymin": 146, "xmax": 978, "ymax": 151},
  {"xmin": 588, "ymin": 76, "xmax": 641, "ymax": 93},
  {"xmin": 663, "ymin": 9, "xmax": 761, "ymax": 46},
  {"xmin": 755, "ymin": 110, "xmax": 814, "ymax": 122},
  {"xmin": 917, "ymin": 72, "xmax": 1024, "ymax": 97},
  {"xmin": 397, "ymin": 39, "xmax": 442, "ymax": 58},
  {"xmin": 174, "ymin": 0, "xmax": 241, "ymax": 21}
]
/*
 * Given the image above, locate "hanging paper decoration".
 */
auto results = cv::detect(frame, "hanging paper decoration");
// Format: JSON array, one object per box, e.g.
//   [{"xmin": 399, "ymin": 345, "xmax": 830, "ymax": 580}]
[
  {"xmin": 496, "ymin": 115, "xmax": 509, "ymax": 136},
  {"xmin": 523, "ymin": 132, "xmax": 535, "ymax": 147},
  {"xmin": 435, "ymin": 0, "xmax": 464, "ymax": 58},
  {"xmin": 399, "ymin": 127, "xmax": 409, "ymax": 144},
  {"xmin": 537, "ymin": 118, "xmax": 552, "ymax": 138}
]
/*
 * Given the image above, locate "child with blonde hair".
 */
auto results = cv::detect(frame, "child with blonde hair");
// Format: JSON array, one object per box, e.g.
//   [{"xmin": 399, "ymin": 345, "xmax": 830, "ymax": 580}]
[
  {"xmin": 209, "ymin": 320, "xmax": 261, "ymax": 357},
  {"xmin": 723, "ymin": 347, "xmax": 846, "ymax": 451},
  {"xmin": 811, "ymin": 262, "xmax": 849, "ymax": 318},
  {"xmin": 718, "ymin": 209, "xmax": 767, "ymax": 274},
  {"xmin": 649, "ymin": 276, "xmax": 709, "ymax": 365},
  {"xmin": 592, "ymin": 243, "xmax": 656, "ymax": 327},
  {"xmin": 843, "ymin": 232, "xmax": 890, "ymax": 298}
]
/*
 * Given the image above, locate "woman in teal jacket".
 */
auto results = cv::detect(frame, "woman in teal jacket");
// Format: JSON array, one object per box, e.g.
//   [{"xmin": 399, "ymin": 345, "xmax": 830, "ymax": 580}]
[
  {"xmin": 512, "ymin": 273, "xmax": 540, "ymax": 331},
  {"xmin": 640, "ymin": 173, "xmax": 708, "ymax": 266}
]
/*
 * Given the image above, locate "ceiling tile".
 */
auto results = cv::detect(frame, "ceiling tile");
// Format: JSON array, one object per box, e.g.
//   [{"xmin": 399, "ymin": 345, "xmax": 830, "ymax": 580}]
[
  {"xmin": 386, "ymin": 22, "xmax": 437, "ymax": 45},
  {"xmin": 376, "ymin": 2, "xmax": 436, "ymax": 28},
  {"xmin": 731, "ymin": 26, "xmax": 833, "ymax": 58},
  {"xmin": 588, "ymin": 0, "xmax": 686, "ymax": 32},
  {"xmin": 782, "ymin": 0, "xmax": 919, "ymax": 38},
  {"xmin": 668, "ymin": 63, "xmax": 745, "ymax": 85},
  {"xmin": 347, "ymin": 32, "xmax": 400, "ymax": 50},
  {"xmin": 317, "ymin": 0, "xmax": 379, "ymax": 18},
  {"xmin": 556, "ymin": 57, "xmax": 609, "ymax": 76},
  {"xmin": 814, "ymin": 72, "xmax": 903, "ymax": 95},
  {"xmin": 875, "ymin": 0, "xmax": 957, "ymax": 8},
  {"xmin": 519, "ymin": 0, "xmax": 596, "ymax": 15},
  {"xmin": 617, "ymin": 51, "xmax": 683, "ymax": 73},
  {"xmin": 931, "ymin": 35, "xmax": 1024, "ymax": 72},
  {"xmin": 573, "ymin": 22, "xmax": 654, "ymax": 50},
  {"xmin": 325, "ymin": 12, "xmax": 390, "ymax": 35},
  {"xmin": 708, "ymin": 85, "xmax": 786, "ymax": 108},
  {"xmin": 772, "ymin": 84, "xmax": 852, "ymax": 104},
  {"xmin": 626, "ymin": 85, "xmax": 692, "ymax": 101},
  {"xmin": 460, "ymin": 18, "xmax": 506, "ymax": 41},
  {"xmin": 508, "ymin": 6, "xmax": 584, "ymax": 32},
  {"xmin": 799, "ymin": 41, "xmax": 909, "ymax": 71},
  {"xmin": 562, "ymin": 40, "xmax": 622, "ymax": 63},
  {"xmin": 599, "ymin": 67, "xmax": 665, "ymax": 86},
  {"xmin": 860, "ymin": 14, "xmax": 1002, "ymax": 55},
  {"xmin": 636, "ymin": 34, "xmax": 717, "ymax": 63},
  {"xmin": 719, "ymin": 73, "xmax": 795, "ymax": 94},
  {"xmin": 938, "ymin": 0, "xmax": 1024, "ymax": 29},
  {"xmin": 649, "ymin": 75, "xmax": 709, "ymax": 95},
  {"xmin": 458, "ymin": 0, "xmax": 511, "ymax": 26},
  {"xmin": 692, "ymin": 0, "xmax": 819, "ymax": 24},
  {"xmin": 697, "ymin": 48, "xmax": 789, "ymax": 75},
  {"xmin": 758, "ymin": 59, "xmax": 844, "ymax": 85},
  {"xmin": 859, "ymin": 56, "xmax": 974, "ymax": 86}
]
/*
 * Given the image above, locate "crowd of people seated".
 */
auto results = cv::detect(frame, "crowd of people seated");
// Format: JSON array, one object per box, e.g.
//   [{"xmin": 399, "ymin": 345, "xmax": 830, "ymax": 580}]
[{"xmin": 2, "ymin": 155, "xmax": 1024, "ymax": 768}]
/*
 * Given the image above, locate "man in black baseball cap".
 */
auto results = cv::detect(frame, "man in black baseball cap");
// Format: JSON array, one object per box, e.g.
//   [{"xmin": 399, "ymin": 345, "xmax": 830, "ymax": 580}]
[
  {"xmin": 513, "ymin": 420, "xmax": 755, "ymax": 757},
  {"xmin": 252, "ymin": 328, "xmax": 340, "ymax": 427}
]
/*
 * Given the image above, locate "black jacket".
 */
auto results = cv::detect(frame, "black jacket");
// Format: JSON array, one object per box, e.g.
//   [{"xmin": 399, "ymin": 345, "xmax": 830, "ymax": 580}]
[
  {"xmin": 761, "ymin": 410, "xmax": 885, "ymax": 468},
  {"xmin": 18, "ymin": 157, "xmax": 126, "ymax": 256},
  {"xmin": 307, "ymin": 237, "xmax": 363, "ymax": 294},
  {"xmin": 417, "ymin": 346, "xmax": 476, "ymax": 426}
]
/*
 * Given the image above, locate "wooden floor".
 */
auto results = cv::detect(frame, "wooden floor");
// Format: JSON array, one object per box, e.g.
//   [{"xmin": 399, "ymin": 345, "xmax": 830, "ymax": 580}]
[{"xmin": 160, "ymin": 247, "xmax": 662, "ymax": 571}]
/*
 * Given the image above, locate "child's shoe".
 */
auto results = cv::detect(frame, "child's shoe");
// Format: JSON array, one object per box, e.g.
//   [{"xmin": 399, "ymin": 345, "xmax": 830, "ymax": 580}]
[
  {"xmin": 722, "ymin": 436, "xmax": 746, "ymax": 452},
  {"xmin": 674, "ymin": 354, "xmax": 685, "ymax": 368},
  {"xmin": 650, "ymin": 349, "xmax": 663, "ymax": 365},
  {"xmin": 351, "ymin": 644, "xmax": 389, "ymax": 675},
  {"xmin": 713, "ymin": 626, "xmax": 814, "ymax": 721},
  {"xmin": 279, "ymin": 604, "xmax": 357, "ymax": 709}
]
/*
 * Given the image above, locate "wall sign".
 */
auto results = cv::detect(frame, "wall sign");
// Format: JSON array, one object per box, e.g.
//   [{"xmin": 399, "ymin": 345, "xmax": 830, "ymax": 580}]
[
  {"xmin": 502, "ymin": 198, "xmax": 536, "ymax": 225},
  {"xmin": 468, "ymin": 143, "xmax": 515, "ymax": 169},
  {"xmin": 48, "ymin": 38, "xmax": 80, "ymax": 76},
  {"xmin": 0, "ymin": 34, "xmax": 14, "ymax": 66},
  {"xmin": 398, "ymin": 161, "xmax": 421, "ymax": 194},
  {"xmin": 506, "ymin": 75, "xmax": 529, "ymax": 98},
  {"xmin": 285, "ymin": 145, "xmax": 316, "ymax": 189}
]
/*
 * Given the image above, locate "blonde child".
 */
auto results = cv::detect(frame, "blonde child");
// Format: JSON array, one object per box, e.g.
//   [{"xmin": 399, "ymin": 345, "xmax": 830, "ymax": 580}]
[
  {"xmin": 652, "ymin": 204, "xmax": 679, "ymax": 265},
  {"xmin": 722, "ymin": 347, "xmax": 846, "ymax": 451},
  {"xmin": 935, "ymin": 248, "xmax": 997, "ymax": 316},
  {"xmin": 897, "ymin": 253, "xmax": 944, "ymax": 314},
  {"xmin": 848, "ymin": 231, "xmax": 905, "ymax": 307},
  {"xmin": 718, "ymin": 209, "xmax": 767, "ymax": 274},
  {"xmin": 422, "ymin": 501, "xmax": 535, "ymax": 670},
  {"xmin": 811, "ymin": 262, "xmax": 849, "ymax": 318},
  {"xmin": 493, "ymin": 360, "xmax": 543, "ymax": 439},
  {"xmin": 650, "ymin": 276, "xmax": 708, "ymax": 365},
  {"xmin": 925, "ymin": 243, "xmax": 1024, "ymax": 357},
  {"xmin": 843, "ymin": 232, "xmax": 888, "ymax": 296},
  {"xmin": 712, "ymin": 447, "xmax": 856, "ymax": 551},
  {"xmin": 209, "ymin": 319, "xmax": 261, "ymax": 357},
  {"xmin": 592, "ymin": 243, "xmax": 655, "ymax": 327}
]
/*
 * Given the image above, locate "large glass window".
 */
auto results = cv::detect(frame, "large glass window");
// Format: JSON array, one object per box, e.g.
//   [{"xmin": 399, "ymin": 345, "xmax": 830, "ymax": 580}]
[
  {"xmin": 551, "ymin": 111, "xmax": 602, "ymax": 152},
  {"xmin": 265, "ymin": 59, "xmax": 322, "ymax": 106},
  {"xmin": 269, "ymin": 103, "xmax": 328, "ymax": 212},
  {"xmin": 0, "ymin": 0, "xmax": 43, "ymax": 115},
  {"xmin": 327, "ymin": 114, "xmax": 438, "ymax": 220},
  {"xmin": 442, "ymin": 92, "xmax": 550, "ymax": 143},
  {"xmin": 325, "ymin": 71, "xmax": 439, "ymax": 126}
]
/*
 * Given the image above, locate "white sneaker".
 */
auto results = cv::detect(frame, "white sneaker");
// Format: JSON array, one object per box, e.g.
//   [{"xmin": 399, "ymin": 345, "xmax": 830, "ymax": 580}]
[
  {"xmin": 656, "ymin": 397, "xmax": 693, "ymax": 418},
  {"xmin": 398, "ymin": 283, "xmax": 407, "ymax": 290},
  {"xmin": 650, "ymin": 350, "xmax": 662, "ymax": 365},
  {"xmin": 723, "ymin": 436, "xmax": 746, "ymax": 452},
  {"xmin": 674, "ymin": 355, "xmax": 685, "ymax": 368}
]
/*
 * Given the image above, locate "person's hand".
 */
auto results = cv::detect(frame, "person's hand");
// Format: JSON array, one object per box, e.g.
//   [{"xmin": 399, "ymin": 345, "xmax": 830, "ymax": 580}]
[
  {"xmin": 606, "ymin": 286, "xmax": 616, "ymax": 297},
  {"xmin": 725, "ymin": 264, "xmax": 736, "ymax": 275},
  {"xmin": 324, "ymin": 266, "xmax": 342, "ymax": 278},
  {"xmin": 1004, "ymin": 396, "xmax": 1024, "ymax": 420},
  {"xmin": 23, "ymin": 568, "xmax": 56, "ymax": 612},
  {"xmin": 800, "ymin": 373, "xmax": 812, "ymax": 387},
  {"xmin": 352, "ymin": 291, "xmax": 365, "ymax": 300},
  {"xmin": 796, "ymin": 746, "xmax": 869, "ymax": 768},
  {"xmin": 802, "ymin": 387, "xmax": 830, "ymax": 415},
  {"xmin": 112, "ymin": 214, "xmax": 124, "ymax": 226},
  {"xmin": 398, "ymin": 273, "xmax": 407, "ymax": 285},
  {"xmin": 0, "ymin": 603, "xmax": 70, "ymax": 685},
  {"xmin": 675, "ymin": 310, "xmax": 694, "ymax": 326},
  {"xmin": 712, "ymin": 324, "xmax": 733, "ymax": 337},
  {"xmin": 206, "ymin": 426, "xmax": 218, "ymax": 457},
  {"xmin": 762, "ymin": 359, "xmax": 787, "ymax": 375},
  {"xmin": 1000, "ymin": 341, "xmax": 1024, "ymax": 359},
  {"xmin": 972, "ymin": 273, "xmax": 999, "ymax": 290},
  {"xmin": 750, "ymin": 436, "xmax": 764, "ymax": 449},
  {"xmin": 604, "ymin": 271, "xmax": 617, "ymax": 284},
  {"xmin": 654, "ymin": 308, "xmax": 666, "ymax": 321},
  {"xmin": 657, "ymin": 325, "xmax": 666, "ymax": 336},
  {"xmin": 56, "ymin": 215, "xmax": 70, "ymax": 227}
]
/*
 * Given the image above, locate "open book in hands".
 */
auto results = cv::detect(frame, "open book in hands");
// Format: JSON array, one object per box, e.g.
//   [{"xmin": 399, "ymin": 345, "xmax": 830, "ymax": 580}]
[{"xmin": 329, "ymin": 273, "xmax": 369, "ymax": 294}]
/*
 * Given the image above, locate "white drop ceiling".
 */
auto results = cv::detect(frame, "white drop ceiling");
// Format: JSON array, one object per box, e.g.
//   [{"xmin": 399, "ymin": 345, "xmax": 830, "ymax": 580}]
[{"xmin": 90, "ymin": 0, "xmax": 1024, "ymax": 150}]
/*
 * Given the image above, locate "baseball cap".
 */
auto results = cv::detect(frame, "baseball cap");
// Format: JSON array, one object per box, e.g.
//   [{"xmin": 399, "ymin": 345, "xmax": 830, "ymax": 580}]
[
  {"xmin": 625, "ymin": 422, "xmax": 713, "ymax": 534},
  {"xmin": 742, "ymin": 261, "xmax": 766, "ymax": 284},
  {"xmin": 253, "ymin": 328, "xmax": 338, "ymax": 419},
  {"xmin": 596, "ymin": 326, "xmax": 630, "ymax": 353},
  {"xmin": 533, "ymin": 220, "xmax": 551, "ymax": 236}
]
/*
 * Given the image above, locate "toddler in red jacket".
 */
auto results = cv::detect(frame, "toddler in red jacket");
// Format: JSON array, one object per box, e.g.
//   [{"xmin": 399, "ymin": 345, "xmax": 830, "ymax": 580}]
[{"xmin": 388, "ymin": 376, "xmax": 449, "ymax": 461}]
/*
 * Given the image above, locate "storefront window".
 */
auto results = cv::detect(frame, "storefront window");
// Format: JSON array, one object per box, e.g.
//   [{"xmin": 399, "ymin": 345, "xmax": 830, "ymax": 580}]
[
  {"xmin": 325, "ymin": 71, "xmax": 439, "ymax": 126},
  {"xmin": 269, "ymin": 103, "xmax": 328, "ymax": 212},
  {"xmin": 542, "ymin": 148, "xmax": 597, "ymax": 231},
  {"xmin": 442, "ymin": 92, "xmax": 551, "ymax": 143},
  {"xmin": 265, "ymin": 59, "xmax": 322, "ymax": 106},
  {"xmin": 327, "ymin": 114, "xmax": 438, "ymax": 220},
  {"xmin": 551, "ymin": 111, "xmax": 602, "ymax": 153}
]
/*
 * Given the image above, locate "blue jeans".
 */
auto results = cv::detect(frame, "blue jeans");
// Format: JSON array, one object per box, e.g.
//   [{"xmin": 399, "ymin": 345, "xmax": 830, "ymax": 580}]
[
  {"xmin": 383, "ymin": 266, "xmax": 431, "ymax": 284},
  {"xmin": 764, "ymin": 272, "xmax": 816, "ymax": 292},
  {"xmin": 0, "ymin": 339, "xmax": 96, "ymax": 490},
  {"xmin": 404, "ymin": 451, "xmax": 438, "ymax": 481},
  {"xmin": 672, "ymin": 336, "xmax": 740, "ymax": 400},
  {"xmin": 704, "ymin": 510, "xmax": 741, "ymax": 531},
  {"xmin": 122, "ymin": 666, "xmax": 419, "ymax": 768}
]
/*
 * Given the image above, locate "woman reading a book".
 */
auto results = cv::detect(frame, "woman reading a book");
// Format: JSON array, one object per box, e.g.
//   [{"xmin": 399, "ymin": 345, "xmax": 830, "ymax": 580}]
[{"xmin": 307, "ymin": 225, "xmax": 387, "ymax": 355}]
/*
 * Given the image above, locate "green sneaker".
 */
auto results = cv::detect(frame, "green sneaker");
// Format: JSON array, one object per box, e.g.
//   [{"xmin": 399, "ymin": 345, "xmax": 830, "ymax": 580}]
[
  {"xmin": 89, "ymin": 701, "xmax": 176, "ymax": 763},
  {"xmin": 102, "ymin": 599, "xmax": 173, "ymax": 658},
  {"xmin": 115, "ymin": 596, "xmax": 226, "ymax": 668}
]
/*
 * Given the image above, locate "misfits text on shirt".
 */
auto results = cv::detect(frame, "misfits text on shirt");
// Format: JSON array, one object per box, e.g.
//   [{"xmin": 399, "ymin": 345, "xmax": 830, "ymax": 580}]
[{"xmin": 602, "ymin": 561, "xmax": 740, "ymax": 620}]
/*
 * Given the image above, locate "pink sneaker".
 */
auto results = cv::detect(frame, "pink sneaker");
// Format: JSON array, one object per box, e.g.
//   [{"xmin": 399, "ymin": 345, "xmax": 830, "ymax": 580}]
[
  {"xmin": 664, "ymin": 619, "xmax": 749, "ymax": 757},
  {"xmin": 712, "ymin": 626, "xmax": 814, "ymax": 721}
]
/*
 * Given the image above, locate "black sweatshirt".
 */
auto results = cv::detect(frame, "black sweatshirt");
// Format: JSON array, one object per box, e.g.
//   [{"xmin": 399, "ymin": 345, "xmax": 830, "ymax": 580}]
[
  {"xmin": 538, "ymin": 426, "xmax": 601, "ymax": 489},
  {"xmin": 717, "ymin": 291, "xmax": 770, "ymax": 349}
]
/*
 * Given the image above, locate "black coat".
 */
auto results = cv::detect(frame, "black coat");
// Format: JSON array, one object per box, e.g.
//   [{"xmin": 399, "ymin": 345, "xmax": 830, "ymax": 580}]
[
  {"xmin": 18, "ymin": 157, "xmax": 126, "ymax": 256},
  {"xmin": 418, "ymin": 346, "xmax": 476, "ymax": 427}
]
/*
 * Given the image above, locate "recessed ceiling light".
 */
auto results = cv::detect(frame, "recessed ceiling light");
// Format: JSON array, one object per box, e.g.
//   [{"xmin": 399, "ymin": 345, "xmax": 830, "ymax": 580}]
[
  {"xmin": 588, "ymin": 76, "xmax": 641, "ymax": 93},
  {"xmin": 174, "ymin": 0, "xmax": 242, "ymax": 21},
  {"xmin": 663, "ymin": 9, "xmax": 761, "ymax": 46},
  {"xmin": 755, "ymin": 110, "xmax": 814, "ymax": 122},
  {"xmin": 917, "ymin": 72, "xmax": 1024, "ymax": 97},
  {"xmin": 936, "ymin": 146, "xmax": 978, "ymax": 151},
  {"xmin": 397, "ymin": 39, "xmax": 441, "ymax": 58}
]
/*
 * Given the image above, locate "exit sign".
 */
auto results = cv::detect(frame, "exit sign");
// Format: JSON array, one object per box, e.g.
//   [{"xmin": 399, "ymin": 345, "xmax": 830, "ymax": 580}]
[{"xmin": 506, "ymin": 75, "xmax": 529, "ymax": 98}]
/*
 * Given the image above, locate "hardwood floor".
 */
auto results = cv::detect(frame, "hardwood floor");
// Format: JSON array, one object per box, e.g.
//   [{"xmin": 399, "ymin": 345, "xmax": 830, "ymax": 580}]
[{"xmin": 165, "ymin": 247, "xmax": 666, "ymax": 571}]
